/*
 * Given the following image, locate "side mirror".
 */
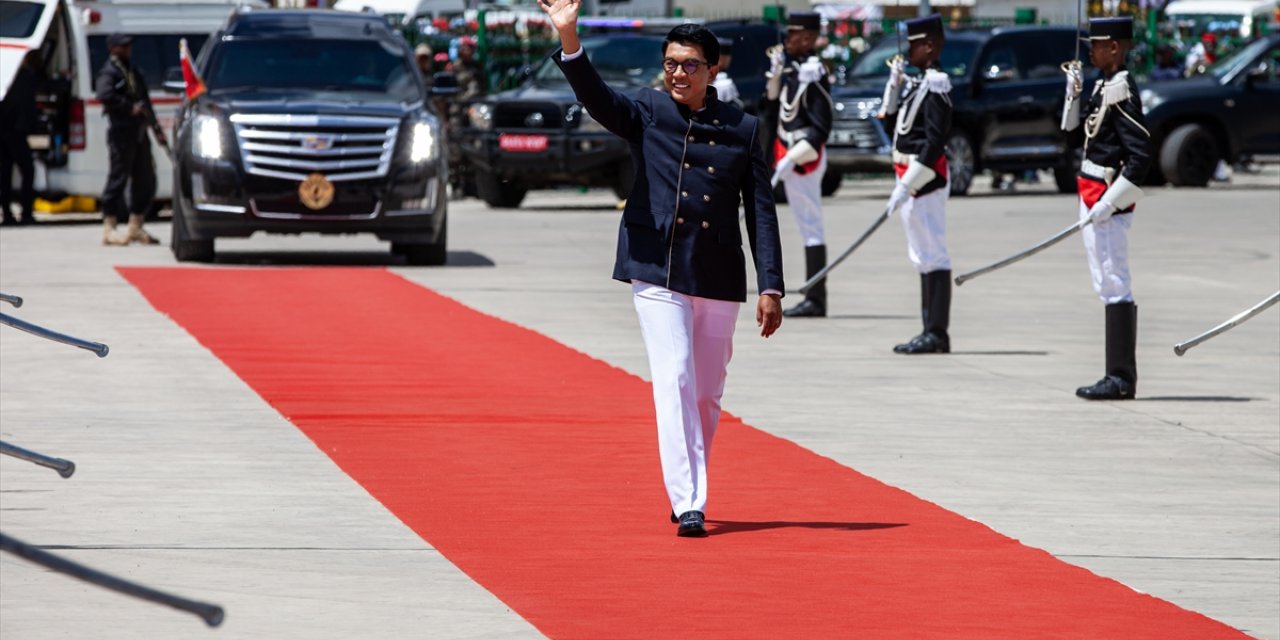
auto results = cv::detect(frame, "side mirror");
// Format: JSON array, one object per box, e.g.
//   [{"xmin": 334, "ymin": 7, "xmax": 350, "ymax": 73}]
[
  {"xmin": 430, "ymin": 71, "xmax": 459, "ymax": 97},
  {"xmin": 1244, "ymin": 61, "xmax": 1269, "ymax": 85},
  {"xmin": 518, "ymin": 65, "xmax": 535, "ymax": 84},
  {"xmin": 162, "ymin": 66, "xmax": 185, "ymax": 95}
]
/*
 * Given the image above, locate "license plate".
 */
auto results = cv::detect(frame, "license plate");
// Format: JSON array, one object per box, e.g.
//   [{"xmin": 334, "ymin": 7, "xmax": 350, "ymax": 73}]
[
  {"xmin": 830, "ymin": 131, "xmax": 856, "ymax": 145},
  {"xmin": 499, "ymin": 134, "xmax": 548, "ymax": 152}
]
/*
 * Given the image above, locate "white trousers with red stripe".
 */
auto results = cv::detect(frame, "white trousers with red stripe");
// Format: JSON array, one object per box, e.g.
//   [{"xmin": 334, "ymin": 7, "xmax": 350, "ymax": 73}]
[
  {"xmin": 781, "ymin": 153, "xmax": 827, "ymax": 247},
  {"xmin": 898, "ymin": 185, "xmax": 951, "ymax": 273},
  {"xmin": 632, "ymin": 280, "xmax": 739, "ymax": 516},
  {"xmin": 1078, "ymin": 200, "xmax": 1134, "ymax": 304}
]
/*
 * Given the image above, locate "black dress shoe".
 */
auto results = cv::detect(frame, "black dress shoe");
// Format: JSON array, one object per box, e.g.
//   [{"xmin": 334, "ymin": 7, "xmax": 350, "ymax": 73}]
[
  {"xmin": 670, "ymin": 510, "xmax": 678, "ymax": 523},
  {"xmin": 1075, "ymin": 375, "xmax": 1135, "ymax": 400},
  {"xmin": 676, "ymin": 511, "xmax": 707, "ymax": 537},
  {"xmin": 893, "ymin": 332, "xmax": 950, "ymax": 354},
  {"xmin": 782, "ymin": 298, "xmax": 826, "ymax": 318}
]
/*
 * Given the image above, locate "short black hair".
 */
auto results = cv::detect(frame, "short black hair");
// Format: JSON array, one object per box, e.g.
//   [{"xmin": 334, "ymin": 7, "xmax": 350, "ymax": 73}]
[{"xmin": 663, "ymin": 23, "xmax": 720, "ymax": 65}]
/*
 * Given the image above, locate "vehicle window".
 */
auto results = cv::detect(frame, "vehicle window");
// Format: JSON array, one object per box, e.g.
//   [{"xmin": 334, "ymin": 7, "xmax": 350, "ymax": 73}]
[
  {"xmin": 1014, "ymin": 32, "xmax": 1078, "ymax": 80},
  {"xmin": 979, "ymin": 44, "xmax": 1020, "ymax": 81},
  {"xmin": 0, "ymin": 0, "xmax": 43, "ymax": 38},
  {"xmin": 89, "ymin": 34, "xmax": 210, "ymax": 92},
  {"xmin": 536, "ymin": 37, "xmax": 663, "ymax": 87},
  {"xmin": 847, "ymin": 37, "xmax": 978, "ymax": 80},
  {"xmin": 1207, "ymin": 37, "xmax": 1278, "ymax": 81},
  {"xmin": 206, "ymin": 39, "xmax": 421, "ymax": 101}
]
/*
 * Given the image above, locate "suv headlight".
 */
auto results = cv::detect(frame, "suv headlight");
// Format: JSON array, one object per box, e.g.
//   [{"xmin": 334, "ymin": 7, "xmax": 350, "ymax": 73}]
[
  {"xmin": 192, "ymin": 115, "xmax": 223, "ymax": 160},
  {"xmin": 468, "ymin": 103, "xmax": 493, "ymax": 130},
  {"xmin": 1139, "ymin": 89, "xmax": 1163, "ymax": 114},
  {"xmin": 411, "ymin": 119, "xmax": 439, "ymax": 163}
]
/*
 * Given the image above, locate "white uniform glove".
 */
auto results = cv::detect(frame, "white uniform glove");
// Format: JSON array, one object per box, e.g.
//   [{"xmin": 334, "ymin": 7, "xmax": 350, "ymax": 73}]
[
  {"xmin": 886, "ymin": 181, "xmax": 910, "ymax": 214},
  {"xmin": 879, "ymin": 56, "xmax": 905, "ymax": 116},
  {"xmin": 1060, "ymin": 61, "xmax": 1083, "ymax": 131},
  {"xmin": 797, "ymin": 56, "xmax": 825, "ymax": 84},
  {"xmin": 769, "ymin": 140, "xmax": 819, "ymax": 187},
  {"xmin": 1087, "ymin": 200, "xmax": 1116, "ymax": 223},
  {"xmin": 1063, "ymin": 61, "xmax": 1082, "ymax": 100},
  {"xmin": 765, "ymin": 47, "xmax": 785, "ymax": 100}
]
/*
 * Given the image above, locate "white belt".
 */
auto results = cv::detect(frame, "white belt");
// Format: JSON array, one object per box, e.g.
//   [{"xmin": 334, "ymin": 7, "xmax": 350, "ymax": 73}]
[
  {"xmin": 891, "ymin": 150, "xmax": 915, "ymax": 166},
  {"xmin": 1081, "ymin": 159, "xmax": 1116, "ymax": 184}
]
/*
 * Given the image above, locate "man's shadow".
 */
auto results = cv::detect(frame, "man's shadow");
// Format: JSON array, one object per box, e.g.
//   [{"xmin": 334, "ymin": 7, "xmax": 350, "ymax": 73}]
[{"xmin": 706, "ymin": 520, "xmax": 907, "ymax": 537}]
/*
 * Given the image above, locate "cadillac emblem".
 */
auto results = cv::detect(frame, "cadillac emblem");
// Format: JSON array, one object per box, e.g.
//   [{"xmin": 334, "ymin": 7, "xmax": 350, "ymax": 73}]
[{"xmin": 298, "ymin": 173, "xmax": 334, "ymax": 210}]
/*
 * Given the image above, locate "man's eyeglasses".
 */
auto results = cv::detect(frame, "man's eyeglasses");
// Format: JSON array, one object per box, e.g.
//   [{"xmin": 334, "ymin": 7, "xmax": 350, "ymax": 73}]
[{"xmin": 662, "ymin": 58, "xmax": 708, "ymax": 75}]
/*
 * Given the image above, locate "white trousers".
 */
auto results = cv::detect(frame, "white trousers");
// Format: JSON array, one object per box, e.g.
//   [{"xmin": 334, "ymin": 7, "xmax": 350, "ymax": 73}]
[
  {"xmin": 1079, "ymin": 200, "xmax": 1134, "ymax": 304},
  {"xmin": 898, "ymin": 185, "xmax": 951, "ymax": 273},
  {"xmin": 631, "ymin": 281, "xmax": 739, "ymax": 516},
  {"xmin": 781, "ymin": 153, "xmax": 827, "ymax": 247}
]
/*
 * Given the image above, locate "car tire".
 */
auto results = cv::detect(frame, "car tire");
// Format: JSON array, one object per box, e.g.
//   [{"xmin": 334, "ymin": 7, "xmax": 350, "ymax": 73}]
[
  {"xmin": 1053, "ymin": 150, "xmax": 1081, "ymax": 194},
  {"xmin": 1160, "ymin": 123, "xmax": 1217, "ymax": 187},
  {"xmin": 821, "ymin": 171, "xmax": 843, "ymax": 197},
  {"xmin": 393, "ymin": 218, "xmax": 448, "ymax": 266},
  {"xmin": 945, "ymin": 131, "xmax": 976, "ymax": 196},
  {"xmin": 476, "ymin": 170, "xmax": 527, "ymax": 208},
  {"xmin": 170, "ymin": 208, "xmax": 215, "ymax": 263}
]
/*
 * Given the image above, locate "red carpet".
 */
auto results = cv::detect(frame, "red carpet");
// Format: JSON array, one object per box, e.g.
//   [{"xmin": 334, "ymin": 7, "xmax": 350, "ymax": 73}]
[{"xmin": 121, "ymin": 266, "xmax": 1249, "ymax": 639}]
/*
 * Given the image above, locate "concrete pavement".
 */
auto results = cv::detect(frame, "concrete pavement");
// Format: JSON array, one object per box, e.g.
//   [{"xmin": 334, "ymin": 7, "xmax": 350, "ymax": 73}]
[{"xmin": 2, "ymin": 167, "xmax": 1277, "ymax": 638}]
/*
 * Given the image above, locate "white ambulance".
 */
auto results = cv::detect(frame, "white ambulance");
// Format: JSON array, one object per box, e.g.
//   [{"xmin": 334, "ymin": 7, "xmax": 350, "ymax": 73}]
[{"xmin": 1, "ymin": 0, "xmax": 265, "ymax": 213}]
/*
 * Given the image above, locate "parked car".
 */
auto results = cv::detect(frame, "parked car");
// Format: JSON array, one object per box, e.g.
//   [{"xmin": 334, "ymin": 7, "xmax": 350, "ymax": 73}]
[
  {"xmin": 1140, "ymin": 33, "xmax": 1280, "ymax": 186},
  {"xmin": 168, "ymin": 9, "xmax": 452, "ymax": 263},
  {"xmin": 460, "ymin": 22, "xmax": 779, "ymax": 209},
  {"xmin": 827, "ymin": 26, "xmax": 1094, "ymax": 196}
]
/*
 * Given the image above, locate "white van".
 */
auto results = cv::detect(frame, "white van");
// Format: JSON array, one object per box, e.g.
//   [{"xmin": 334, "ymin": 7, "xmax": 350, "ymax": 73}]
[
  {"xmin": 1, "ymin": 0, "xmax": 264, "ymax": 213},
  {"xmin": 1165, "ymin": 0, "xmax": 1280, "ymax": 38}
]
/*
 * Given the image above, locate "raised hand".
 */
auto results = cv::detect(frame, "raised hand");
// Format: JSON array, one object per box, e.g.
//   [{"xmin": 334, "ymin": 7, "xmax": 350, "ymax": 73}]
[{"xmin": 538, "ymin": 0, "xmax": 580, "ymax": 34}]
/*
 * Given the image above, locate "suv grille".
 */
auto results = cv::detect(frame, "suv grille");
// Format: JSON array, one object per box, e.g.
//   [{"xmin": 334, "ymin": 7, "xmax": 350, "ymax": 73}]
[
  {"xmin": 230, "ymin": 114, "xmax": 401, "ymax": 182},
  {"xmin": 831, "ymin": 98, "xmax": 889, "ymax": 150},
  {"xmin": 493, "ymin": 102, "xmax": 563, "ymax": 130}
]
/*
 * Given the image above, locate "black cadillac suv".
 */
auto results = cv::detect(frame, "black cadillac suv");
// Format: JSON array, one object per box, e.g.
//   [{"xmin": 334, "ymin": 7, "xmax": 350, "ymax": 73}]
[{"xmin": 168, "ymin": 9, "xmax": 451, "ymax": 263}]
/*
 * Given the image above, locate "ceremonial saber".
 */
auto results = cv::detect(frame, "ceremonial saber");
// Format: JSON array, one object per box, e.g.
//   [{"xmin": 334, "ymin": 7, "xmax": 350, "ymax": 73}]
[
  {"xmin": 954, "ymin": 218, "xmax": 1091, "ymax": 286},
  {"xmin": 1174, "ymin": 291, "xmax": 1280, "ymax": 356},
  {"xmin": 0, "ymin": 313, "xmax": 109, "ymax": 357},
  {"xmin": 0, "ymin": 293, "xmax": 21, "ymax": 307},
  {"xmin": 799, "ymin": 205, "xmax": 893, "ymax": 294},
  {"xmin": 0, "ymin": 532, "xmax": 225, "ymax": 627},
  {"xmin": 0, "ymin": 440, "xmax": 75, "ymax": 478}
]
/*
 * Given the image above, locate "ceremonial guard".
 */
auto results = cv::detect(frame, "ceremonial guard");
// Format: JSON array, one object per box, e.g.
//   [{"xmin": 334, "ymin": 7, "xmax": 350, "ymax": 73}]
[
  {"xmin": 881, "ymin": 15, "xmax": 954, "ymax": 354},
  {"xmin": 540, "ymin": 0, "xmax": 785, "ymax": 537},
  {"xmin": 711, "ymin": 37, "xmax": 742, "ymax": 110},
  {"xmin": 1061, "ymin": 17, "xmax": 1151, "ymax": 400},
  {"xmin": 766, "ymin": 12, "xmax": 834, "ymax": 318}
]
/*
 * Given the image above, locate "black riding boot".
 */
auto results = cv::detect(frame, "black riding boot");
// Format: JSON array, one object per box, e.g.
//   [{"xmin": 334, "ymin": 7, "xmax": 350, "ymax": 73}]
[
  {"xmin": 895, "ymin": 270, "xmax": 951, "ymax": 354},
  {"xmin": 1076, "ymin": 302, "xmax": 1137, "ymax": 400},
  {"xmin": 784, "ymin": 245, "xmax": 827, "ymax": 318}
]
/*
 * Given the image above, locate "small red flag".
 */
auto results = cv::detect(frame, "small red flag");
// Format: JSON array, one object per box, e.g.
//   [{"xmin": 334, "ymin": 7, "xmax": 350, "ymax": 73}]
[{"xmin": 179, "ymin": 38, "xmax": 206, "ymax": 100}]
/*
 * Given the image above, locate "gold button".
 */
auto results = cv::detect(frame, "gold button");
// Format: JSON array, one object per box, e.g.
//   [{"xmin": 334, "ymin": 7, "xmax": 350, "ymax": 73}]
[
  {"xmin": 683, "ymin": 162, "xmax": 690, "ymax": 169},
  {"xmin": 708, "ymin": 167, "xmax": 715, "ymax": 174},
  {"xmin": 701, "ymin": 221, "xmax": 710, "ymax": 229},
  {"xmin": 709, "ymin": 140, "xmax": 716, "ymax": 146},
  {"xmin": 702, "ymin": 195, "xmax": 711, "ymax": 202},
  {"xmin": 676, "ymin": 217, "xmax": 685, "ymax": 224},
  {"xmin": 688, "ymin": 135, "xmax": 694, "ymax": 142},
  {"xmin": 681, "ymin": 191, "xmax": 688, "ymax": 198},
  {"xmin": 713, "ymin": 119, "xmax": 720, "ymax": 125}
]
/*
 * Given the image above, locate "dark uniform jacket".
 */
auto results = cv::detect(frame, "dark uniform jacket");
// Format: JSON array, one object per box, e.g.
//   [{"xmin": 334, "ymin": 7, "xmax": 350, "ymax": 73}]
[
  {"xmin": 556, "ymin": 49, "xmax": 784, "ymax": 303},
  {"xmin": 765, "ymin": 53, "xmax": 833, "ymax": 162},
  {"xmin": 886, "ymin": 65, "xmax": 952, "ymax": 196},
  {"xmin": 94, "ymin": 56, "xmax": 153, "ymax": 136},
  {"xmin": 0, "ymin": 66, "xmax": 41, "ymax": 135},
  {"xmin": 1066, "ymin": 67, "xmax": 1152, "ymax": 205}
]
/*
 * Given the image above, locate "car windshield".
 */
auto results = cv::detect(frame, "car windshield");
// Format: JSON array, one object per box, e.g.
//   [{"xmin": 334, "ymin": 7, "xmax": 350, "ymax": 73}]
[
  {"xmin": 0, "ymin": 0, "xmax": 43, "ymax": 38},
  {"xmin": 1207, "ymin": 36, "xmax": 1275, "ymax": 81},
  {"xmin": 535, "ymin": 37, "xmax": 664, "ymax": 87},
  {"xmin": 848, "ymin": 37, "xmax": 979, "ymax": 79},
  {"xmin": 206, "ymin": 38, "xmax": 420, "ymax": 100}
]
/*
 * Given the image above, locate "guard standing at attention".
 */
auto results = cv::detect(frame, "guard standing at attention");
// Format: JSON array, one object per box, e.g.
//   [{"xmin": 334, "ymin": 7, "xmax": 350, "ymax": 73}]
[
  {"xmin": 881, "ymin": 14, "xmax": 955, "ymax": 354},
  {"xmin": 1061, "ymin": 17, "xmax": 1151, "ymax": 400},
  {"xmin": 766, "ymin": 12, "xmax": 833, "ymax": 318},
  {"xmin": 95, "ymin": 33, "xmax": 163, "ymax": 246}
]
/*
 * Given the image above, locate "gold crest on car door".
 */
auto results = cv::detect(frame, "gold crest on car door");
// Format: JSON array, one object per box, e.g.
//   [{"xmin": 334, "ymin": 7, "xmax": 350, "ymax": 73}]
[{"xmin": 299, "ymin": 173, "xmax": 334, "ymax": 210}]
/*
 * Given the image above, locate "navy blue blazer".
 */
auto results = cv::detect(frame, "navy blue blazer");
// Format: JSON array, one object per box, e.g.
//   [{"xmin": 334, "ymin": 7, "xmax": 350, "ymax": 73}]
[{"xmin": 556, "ymin": 50, "xmax": 784, "ymax": 303}]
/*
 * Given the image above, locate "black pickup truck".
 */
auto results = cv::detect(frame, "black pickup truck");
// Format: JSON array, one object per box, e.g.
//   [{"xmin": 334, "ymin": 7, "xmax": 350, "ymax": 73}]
[
  {"xmin": 459, "ymin": 22, "xmax": 779, "ymax": 208},
  {"xmin": 1139, "ymin": 33, "xmax": 1280, "ymax": 186},
  {"xmin": 827, "ymin": 26, "xmax": 1092, "ymax": 196},
  {"xmin": 168, "ymin": 9, "xmax": 452, "ymax": 263}
]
